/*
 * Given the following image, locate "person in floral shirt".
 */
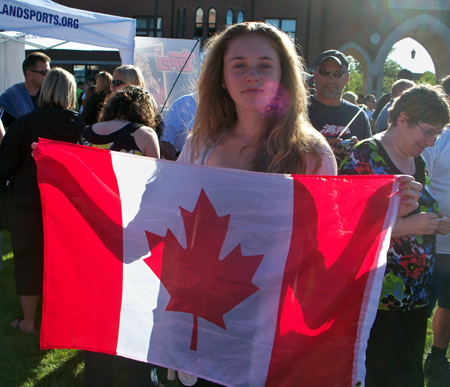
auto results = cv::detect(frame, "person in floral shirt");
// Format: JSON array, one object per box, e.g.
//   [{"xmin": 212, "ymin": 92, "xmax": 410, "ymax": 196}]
[{"xmin": 340, "ymin": 84, "xmax": 450, "ymax": 387}]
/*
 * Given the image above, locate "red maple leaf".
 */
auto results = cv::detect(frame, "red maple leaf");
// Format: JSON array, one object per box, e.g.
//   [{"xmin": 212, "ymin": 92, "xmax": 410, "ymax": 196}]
[{"xmin": 144, "ymin": 189, "xmax": 263, "ymax": 351}]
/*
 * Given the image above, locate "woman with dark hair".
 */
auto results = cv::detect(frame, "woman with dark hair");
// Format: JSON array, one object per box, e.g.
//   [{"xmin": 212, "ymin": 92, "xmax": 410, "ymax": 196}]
[
  {"xmin": 0, "ymin": 68, "xmax": 84, "ymax": 333},
  {"xmin": 82, "ymin": 71, "xmax": 112, "ymax": 125},
  {"xmin": 80, "ymin": 85, "xmax": 162, "ymax": 387},
  {"xmin": 80, "ymin": 85, "xmax": 162, "ymax": 156},
  {"xmin": 340, "ymin": 84, "xmax": 450, "ymax": 387}
]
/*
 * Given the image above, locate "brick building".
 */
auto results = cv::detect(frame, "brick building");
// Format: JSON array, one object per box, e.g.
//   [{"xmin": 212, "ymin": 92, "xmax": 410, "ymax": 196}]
[{"xmin": 47, "ymin": 0, "xmax": 450, "ymax": 96}]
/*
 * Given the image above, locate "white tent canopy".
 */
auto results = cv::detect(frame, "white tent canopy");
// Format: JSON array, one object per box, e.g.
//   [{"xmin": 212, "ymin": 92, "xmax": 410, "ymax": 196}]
[{"xmin": 0, "ymin": 0, "xmax": 136, "ymax": 91}]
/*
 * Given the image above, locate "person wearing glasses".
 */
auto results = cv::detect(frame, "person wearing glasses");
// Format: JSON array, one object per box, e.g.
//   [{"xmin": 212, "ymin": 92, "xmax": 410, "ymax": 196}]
[
  {"xmin": 110, "ymin": 65, "xmax": 146, "ymax": 94},
  {"xmin": 308, "ymin": 50, "xmax": 371, "ymax": 161},
  {"xmin": 339, "ymin": 84, "xmax": 450, "ymax": 387},
  {"xmin": 0, "ymin": 52, "xmax": 50, "ymax": 128},
  {"xmin": 375, "ymin": 79, "xmax": 415, "ymax": 134}
]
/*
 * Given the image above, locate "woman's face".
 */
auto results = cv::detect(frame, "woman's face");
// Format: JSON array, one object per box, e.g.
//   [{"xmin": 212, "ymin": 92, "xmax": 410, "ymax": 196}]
[
  {"xmin": 398, "ymin": 113, "xmax": 443, "ymax": 157},
  {"xmin": 222, "ymin": 34, "xmax": 282, "ymax": 115},
  {"xmin": 110, "ymin": 71, "xmax": 126, "ymax": 93}
]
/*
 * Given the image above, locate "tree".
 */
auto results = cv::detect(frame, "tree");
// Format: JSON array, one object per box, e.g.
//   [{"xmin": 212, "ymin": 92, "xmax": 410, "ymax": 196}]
[
  {"xmin": 382, "ymin": 58, "xmax": 402, "ymax": 94},
  {"xmin": 418, "ymin": 71, "xmax": 436, "ymax": 86},
  {"xmin": 345, "ymin": 56, "xmax": 363, "ymax": 96}
]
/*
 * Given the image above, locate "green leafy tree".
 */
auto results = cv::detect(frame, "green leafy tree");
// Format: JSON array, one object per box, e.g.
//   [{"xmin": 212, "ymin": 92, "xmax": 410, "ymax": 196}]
[
  {"xmin": 382, "ymin": 58, "xmax": 402, "ymax": 94},
  {"xmin": 344, "ymin": 53, "xmax": 436, "ymax": 96},
  {"xmin": 418, "ymin": 71, "xmax": 436, "ymax": 86},
  {"xmin": 345, "ymin": 56, "xmax": 363, "ymax": 96}
]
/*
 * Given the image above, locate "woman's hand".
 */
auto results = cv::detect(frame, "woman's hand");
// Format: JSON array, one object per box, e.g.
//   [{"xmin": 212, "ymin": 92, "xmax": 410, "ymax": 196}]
[
  {"xmin": 437, "ymin": 215, "xmax": 450, "ymax": 235},
  {"xmin": 31, "ymin": 142, "xmax": 38, "ymax": 158},
  {"xmin": 392, "ymin": 212, "xmax": 440, "ymax": 238},
  {"xmin": 395, "ymin": 175, "xmax": 422, "ymax": 218}
]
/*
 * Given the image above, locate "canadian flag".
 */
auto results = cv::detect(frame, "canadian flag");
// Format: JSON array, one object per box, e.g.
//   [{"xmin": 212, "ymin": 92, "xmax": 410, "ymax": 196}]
[{"xmin": 35, "ymin": 139, "xmax": 397, "ymax": 387}]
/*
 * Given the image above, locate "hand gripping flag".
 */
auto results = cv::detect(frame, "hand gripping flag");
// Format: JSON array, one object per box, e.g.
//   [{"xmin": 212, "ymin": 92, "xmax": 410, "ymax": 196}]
[{"xmin": 35, "ymin": 139, "xmax": 398, "ymax": 387}]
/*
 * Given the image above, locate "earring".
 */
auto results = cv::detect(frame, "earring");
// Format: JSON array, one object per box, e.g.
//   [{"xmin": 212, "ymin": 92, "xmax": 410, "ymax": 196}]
[{"xmin": 222, "ymin": 83, "xmax": 226, "ymax": 89}]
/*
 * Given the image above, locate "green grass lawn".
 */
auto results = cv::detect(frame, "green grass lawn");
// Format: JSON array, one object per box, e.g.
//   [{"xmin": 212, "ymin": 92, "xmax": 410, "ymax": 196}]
[
  {"xmin": 0, "ymin": 231, "xmax": 133, "ymax": 386},
  {"xmin": 0, "ymin": 230, "xmax": 439, "ymax": 386}
]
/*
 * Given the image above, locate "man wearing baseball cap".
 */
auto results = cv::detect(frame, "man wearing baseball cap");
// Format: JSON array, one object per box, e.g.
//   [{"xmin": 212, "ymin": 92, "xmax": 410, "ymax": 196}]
[{"xmin": 308, "ymin": 50, "xmax": 371, "ymax": 160}]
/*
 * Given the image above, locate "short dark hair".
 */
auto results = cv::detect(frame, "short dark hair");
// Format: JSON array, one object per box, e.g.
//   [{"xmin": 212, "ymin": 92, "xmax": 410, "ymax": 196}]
[
  {"xmin": 314, "ymin": 49, "xmax": 348, "ymax": 70},
  {"xmin": 100, "ymin": 86, "xmax": 164, "ymax": 137},
  {"xmin": 388, "ymin": 84, "xmax": 450, "ymax": 127},
  {"xmin": 22, "ymin": 52, "xmax": 50, "ymax": 76},
  {"xmin": 396, "ymin": 69, "xmax": 413, "ymax": 81},
  {"xmin": 364, "ymin": 94, "xmax": 376, "ymax": 104},
  {"xmin": 440, "ymin": 75, "xmax": 450, "ymax": 95},
  {"xmin": 391, "ymin": 79, "xmax": 415, "ymax": 98}
]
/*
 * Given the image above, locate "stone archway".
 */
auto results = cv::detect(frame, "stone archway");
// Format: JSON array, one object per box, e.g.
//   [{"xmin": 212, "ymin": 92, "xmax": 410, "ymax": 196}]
[
  {"xmin": 373, "ymin": 13, "xmax": 450, "ymax": 95},
  {"xmin": 338, "ymin": 42, "xmax": 372, "ymax": 96}
]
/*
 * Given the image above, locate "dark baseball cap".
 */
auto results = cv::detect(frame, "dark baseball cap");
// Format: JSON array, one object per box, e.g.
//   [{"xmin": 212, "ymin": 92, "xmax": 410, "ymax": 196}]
[
  {"xmin": 315, "ymin": 50, "xmax": 349, "ymax": 69},
  {"xmin": 396, "ymin": 68, "xmax": 413, "ymax": 81}
]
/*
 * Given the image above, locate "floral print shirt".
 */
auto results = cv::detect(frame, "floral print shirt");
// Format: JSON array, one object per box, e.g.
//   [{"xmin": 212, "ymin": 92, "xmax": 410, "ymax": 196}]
[{"xmin": 339, "ymin": 138, "xmax": 438, "ymax": 311}]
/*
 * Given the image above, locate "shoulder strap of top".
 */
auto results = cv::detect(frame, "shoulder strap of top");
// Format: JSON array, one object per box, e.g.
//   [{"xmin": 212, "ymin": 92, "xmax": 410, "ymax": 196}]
[{"xmin": 121, "ymin": 122, "xmax": 145, "ymax": 134}]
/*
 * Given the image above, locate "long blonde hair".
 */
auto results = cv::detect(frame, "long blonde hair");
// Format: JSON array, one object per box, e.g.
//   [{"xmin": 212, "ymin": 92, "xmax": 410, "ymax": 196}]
[
  {"xmin": 113, "ymin": 65, "xmax": 145, "ymax": 89},
  {"xmin": 38, "ymin": 68, "xmax": 76, "ymax": 110},
  {"xmin": 192, "ymin": 22, "xmax": 324, "ymax": 174},
  {"xmin": 95, "ymin": 71, "xmax": 112, "ymax": 94}
]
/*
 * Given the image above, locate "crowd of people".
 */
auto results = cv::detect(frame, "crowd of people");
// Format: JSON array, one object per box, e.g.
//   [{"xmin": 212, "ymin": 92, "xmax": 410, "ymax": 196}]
[{"xmin": 0, "ymin": 21, "xmax": 449, "ymax": 387}]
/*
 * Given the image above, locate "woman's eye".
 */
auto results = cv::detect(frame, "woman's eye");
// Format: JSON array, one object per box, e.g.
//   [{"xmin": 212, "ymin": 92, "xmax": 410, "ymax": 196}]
[
  {"xmin": 260, "ymin": 63, "xmax": 272, "ymax": 69},
  {"xmin": 233, "ymin": 63, "xmax": 246, "ymax": 69}
]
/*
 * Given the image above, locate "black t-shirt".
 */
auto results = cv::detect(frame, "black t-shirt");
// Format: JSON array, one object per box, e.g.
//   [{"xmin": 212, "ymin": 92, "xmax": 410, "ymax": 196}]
[
  {"xmin": 372, "ymin": 93, "xmax": 391, "ymax": 121},
  {"xmin": 308, "ymin": 96, "xmax": 371, "ymax": 141}
]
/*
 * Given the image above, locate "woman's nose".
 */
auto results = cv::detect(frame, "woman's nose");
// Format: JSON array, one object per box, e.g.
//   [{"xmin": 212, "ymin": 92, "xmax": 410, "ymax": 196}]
[{"xmin": 245, "ymin": 67, "xmax": 260, "ymax": 82}]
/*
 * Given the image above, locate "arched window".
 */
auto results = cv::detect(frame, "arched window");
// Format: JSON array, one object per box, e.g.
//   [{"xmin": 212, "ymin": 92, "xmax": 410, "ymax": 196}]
[
  {"xmin": 182, "ymin": 8, "xmax": 186, "ymax": 38},
  {"xmin": 208, "ymin": 8, "xmax": 216, "ymax": 37},
  {"xmin": 194, "ymin": 7, "xmax": 204, "ymax": 38},
  {"xmin": 226, "ymin": 9, "xmax": 234, "ymax": 26},
  {"xmin": 175, "ymin": 9, "xmax": 180, "ymax": 38},
  {"xmin": 237, "ymin": 10, "xmax": 244, "ymax": 23}
]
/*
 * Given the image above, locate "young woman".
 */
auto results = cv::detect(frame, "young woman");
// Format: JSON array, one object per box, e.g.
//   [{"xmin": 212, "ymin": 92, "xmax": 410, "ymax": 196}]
[
  {"xmin": 171, "ymin": 21, "xmax": 421, "ymax": 386},
  {"xmin": 0, "ymin": 68, "xmax": 84, "ymax": 333},
  {"xmin": 179, "ymin": 22, "xmax": 335, "ymax": 175},
  {"xmin": 80, "ymin": 85, "xmax": 162, "ymax": 157},
  {"xmin": 80, "ymin": 85, "xmax": 162, "ymax": 387},
  {"xmin": 82, "ymin": 71, "xmax": 112, "ymax": 124}
]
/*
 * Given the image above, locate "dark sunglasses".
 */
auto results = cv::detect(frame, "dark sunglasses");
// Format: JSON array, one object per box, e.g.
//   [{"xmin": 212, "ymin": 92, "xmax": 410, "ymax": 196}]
[
  {"xmin": 112, "ymin": 79, "xmax": 125, "ymax": 87},
  {"xmin": 317, "ymin": 67, "xmax": 347, "ymax": 78},
  {"xmin": 30, "ymin": 69, "xmax": 48, "ymax": 76}
]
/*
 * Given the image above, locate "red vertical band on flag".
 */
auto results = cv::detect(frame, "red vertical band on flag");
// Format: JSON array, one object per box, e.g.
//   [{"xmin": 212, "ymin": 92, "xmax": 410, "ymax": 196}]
[
  {"xmin": 266, "ymin": 176, "xmax": 393, "ymax": 386},
  {"xmin": 36, "ymin": 139, "xmax": 123, "ymax": 354}
]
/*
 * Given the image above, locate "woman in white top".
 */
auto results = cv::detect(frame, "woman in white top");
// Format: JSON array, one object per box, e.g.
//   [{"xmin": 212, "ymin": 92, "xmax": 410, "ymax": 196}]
[
  {"xmin": 179, "ymin": 22, "xmax": 336, "ymax": 175},
  {"xmin": 172, "ymin": 21, "xmax": 420, "ymax": 387},
  {"xmin": 179, "ymin": 22, "xmax": 420, "ymax": 217}
]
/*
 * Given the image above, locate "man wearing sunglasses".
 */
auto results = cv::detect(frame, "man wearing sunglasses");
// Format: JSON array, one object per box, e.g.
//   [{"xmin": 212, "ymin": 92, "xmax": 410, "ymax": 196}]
[
  {"xmin": 308, "ymin": 50, "xmax": 371, "ymax": 160},
  {"xmin": 0, "ymin": 52, "xmax": 50, "ymax": 128}
]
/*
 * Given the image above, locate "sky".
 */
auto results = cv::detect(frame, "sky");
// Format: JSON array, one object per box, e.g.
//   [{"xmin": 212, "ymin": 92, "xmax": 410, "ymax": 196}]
[{"xmin": 387, "ymin": 37, "xmax": 435, "ymax": 74}]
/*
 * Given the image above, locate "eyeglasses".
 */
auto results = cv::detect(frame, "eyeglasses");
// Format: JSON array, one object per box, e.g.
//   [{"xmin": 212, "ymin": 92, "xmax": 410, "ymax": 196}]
[
  {"xmin": 29, "ymin": 69, "xmax": 48, "ymax": 76},
  {"xmin": 316, "ymin": 67, "xmax": 347, "ymax": 78},
  {"xmin": 415, "ymin": 121, "xmax": 442, "ymax": 140},
  {"xmin": 112, "ymin": 80, "xmax": 125, "ymax": 87}
]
